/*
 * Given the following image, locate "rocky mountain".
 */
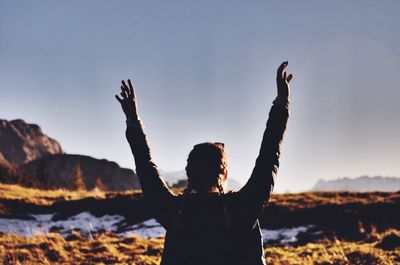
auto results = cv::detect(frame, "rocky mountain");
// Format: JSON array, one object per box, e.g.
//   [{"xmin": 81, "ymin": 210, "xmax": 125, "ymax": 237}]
[
  {"xmin": 0, "ymin": 119, "xmax": 141, "ymax": 191},
  {"xmin": 310, "ymin": 176, "xmax": 400, "ymax": 192},
  {"xmin": 0, "ymin": 119, "xmax": 63, "ymax": 165},
  {"xmin": 21, "ymin": 154, "xmax": 140, "ymax": 191}
]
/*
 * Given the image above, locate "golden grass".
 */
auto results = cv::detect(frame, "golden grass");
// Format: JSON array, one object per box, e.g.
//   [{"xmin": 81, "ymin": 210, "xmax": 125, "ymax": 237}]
[
  {"xmin": 268, "ymin": 191, "xmax": 400, "ymax": 210},
  {"xmin": 1, "ymin": 183, "xmax": 398, "ymax": 208},
  {"xmin": 0, "ymin": 183, "xmax": 142, "ymax": 205},
  {"xmin": 0, "ymin": 230, "xmax": 398, "ymax": 265},
  {"xmin": 265, "ymin": 240, "xmax": 399, "ymax": 265},
  {"xmin": 0, "ymin": 231, "xmax": 164, "ymax": 265},
  {"xmin": 265, "ymin": 229, "xmax": 400, "ymax": 264}
]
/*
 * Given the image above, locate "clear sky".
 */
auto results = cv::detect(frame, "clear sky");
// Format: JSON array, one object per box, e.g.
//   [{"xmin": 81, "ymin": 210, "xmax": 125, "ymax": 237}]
[{"xmin": 1, "ymin": 1, "xmax": 399, "ymax": 192}]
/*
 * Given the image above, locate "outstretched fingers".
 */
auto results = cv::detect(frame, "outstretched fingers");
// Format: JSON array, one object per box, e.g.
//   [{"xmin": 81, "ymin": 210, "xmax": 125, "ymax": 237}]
[
  {"xmin": 120, "ymin": 79, "xmax": 136, "ymax": 99},
  {"xmin": 120, "ymin": 88, "xmax": 128, "ymax": 99},
  {"xmin": 121, "ymin": 80, "xmax": 130, "ymax": 96},
  {"xmin": 287, "ymin": 74, "xmax": 293, "ymax": 83},
  {"xmin": 115, "ymin": 95, "xmax": 123, "ymax": 103},
  {"xmin": 127, "ymin": 79, "xmax": 136, "ymax": 99},
  {"xmin": 116, "ymin": 79, "xmax": 137, "ymax": 103},
  {"xmin": 277, "ymin": 61, "xmax": 288, "ymax": 79},
  {"xmin": 277, "ymin": 61, "xmax": 293, "ymax": 84}
]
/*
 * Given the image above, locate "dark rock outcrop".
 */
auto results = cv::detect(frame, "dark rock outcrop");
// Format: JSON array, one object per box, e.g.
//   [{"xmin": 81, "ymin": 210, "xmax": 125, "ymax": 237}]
[{"xmin": 0, "ymin": 153, "xmax": 39, "ymax": 187}]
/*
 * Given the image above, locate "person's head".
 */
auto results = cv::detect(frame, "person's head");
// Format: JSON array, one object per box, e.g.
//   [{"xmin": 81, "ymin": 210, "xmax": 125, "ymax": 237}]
[{"xmin": 185, "ymin": 142, "xmax": 228, "ymax": 193}]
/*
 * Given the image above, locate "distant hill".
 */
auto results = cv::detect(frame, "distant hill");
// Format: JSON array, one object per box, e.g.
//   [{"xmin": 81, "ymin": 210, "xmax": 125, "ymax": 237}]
[
  {"xmin": 310, "ymin": 176, "xmax": 400, "ymax": 192},
  {"xmin": 0, "ymin": 119, "xmax": 63, "ymax": 165},
  {"xmin": 21, "ymin": 154, "xmax": 141, "ymax": 191}
]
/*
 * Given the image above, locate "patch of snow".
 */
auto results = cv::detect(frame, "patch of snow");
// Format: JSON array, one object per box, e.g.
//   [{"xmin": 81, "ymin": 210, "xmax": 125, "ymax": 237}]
[
  {"xmin": 0, "ymin": 212, "xmax": 124, "ymax": 237},
  {"xmin": 261, "ymin": 225, "xmax": 313, "ymax": 244},
  {"xmin": 0, "ymin": 214, "xmax": 313, "ymax": 245},
  {"xmin": 31, "ymin": 214, "xmax": 53, "ymax": 222},
  {"xmin": 124, "ymin": 219, "xmax": 166, "ymax": 238},
  {"xmin": 56, "ymin": 212, "xmax": 124, "ymax": 236},
  {"xmin": 0, "ymin": 215, "xmax": 51, "ymax": 237}
]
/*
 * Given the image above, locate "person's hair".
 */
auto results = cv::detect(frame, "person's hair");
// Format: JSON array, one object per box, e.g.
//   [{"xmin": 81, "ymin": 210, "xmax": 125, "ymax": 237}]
[{"xmin": 185, "ymin": 142, "xmax": 228, "ymax": 193}]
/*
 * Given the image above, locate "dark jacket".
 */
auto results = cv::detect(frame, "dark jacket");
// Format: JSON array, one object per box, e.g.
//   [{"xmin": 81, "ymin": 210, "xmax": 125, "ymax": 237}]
[{"xmin": 126, "ymin": 101, "xmax": 289, "ymax": 265}]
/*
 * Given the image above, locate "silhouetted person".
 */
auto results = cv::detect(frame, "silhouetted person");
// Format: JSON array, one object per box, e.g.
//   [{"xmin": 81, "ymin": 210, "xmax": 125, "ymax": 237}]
[{"xmin": 115, "ymin": 61, "xmax": 293, "ymax": 265}]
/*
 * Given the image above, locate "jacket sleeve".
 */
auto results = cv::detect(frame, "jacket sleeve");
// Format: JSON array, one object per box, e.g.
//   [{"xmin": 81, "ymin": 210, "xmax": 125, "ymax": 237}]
[
  {"xmin": 125, "ymin": 122, "xmax": 176, "ymax": 226},
  {"xmin": 238, "ymin": 99, "xmax": 289, "ymax": 227}
]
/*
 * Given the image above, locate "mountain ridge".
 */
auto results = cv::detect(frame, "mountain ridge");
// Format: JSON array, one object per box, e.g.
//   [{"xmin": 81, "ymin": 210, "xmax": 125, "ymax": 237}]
[{"xmin": 310, "ymin": 176, "xmax": 400, "ymax": 192}]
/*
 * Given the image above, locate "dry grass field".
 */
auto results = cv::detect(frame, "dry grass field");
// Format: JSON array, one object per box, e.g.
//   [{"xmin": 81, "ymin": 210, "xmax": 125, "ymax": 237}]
[
  {"xmin": 0, "ymin": 184, "xmax": 399, "ymax": 264},
  {"xmin": 0, "ymin": 229, "xmax": 399, "ymax": 264}
]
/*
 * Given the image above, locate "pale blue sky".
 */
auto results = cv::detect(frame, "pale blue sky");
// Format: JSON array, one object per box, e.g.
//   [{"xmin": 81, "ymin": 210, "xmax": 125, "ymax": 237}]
[{"xmin": 1, "ymin": 1, "xmax": 399, "ymax": 192}]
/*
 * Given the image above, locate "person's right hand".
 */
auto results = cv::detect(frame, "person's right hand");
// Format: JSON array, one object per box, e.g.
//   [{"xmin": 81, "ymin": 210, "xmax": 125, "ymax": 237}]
[
  {"xmin": 276, "ymin": 61, "xmax": 293, "ymax": 98},
  {"xmin": 115, "ymin": 79, "xmax": 139, "ymax": 120}
]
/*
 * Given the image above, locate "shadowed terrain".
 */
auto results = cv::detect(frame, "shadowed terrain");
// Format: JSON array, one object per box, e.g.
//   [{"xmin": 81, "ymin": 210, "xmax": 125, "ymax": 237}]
[
  {"xmin": 1, "ymin": 184, "xmax": 398, "ymax": 239},
  {"xmin": 0, "ymin": 184, "xmax": 399, "ymax": 264}
]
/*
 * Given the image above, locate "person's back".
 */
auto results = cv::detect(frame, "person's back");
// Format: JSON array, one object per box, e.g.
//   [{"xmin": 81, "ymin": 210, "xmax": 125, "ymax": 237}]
[
  {"xmin": 160, "ymin": 192, "xmax": 266, "ymax": 265},
  {"xmin": 115, "ymin": 61, "xmax": 293, "ymax": 264}
]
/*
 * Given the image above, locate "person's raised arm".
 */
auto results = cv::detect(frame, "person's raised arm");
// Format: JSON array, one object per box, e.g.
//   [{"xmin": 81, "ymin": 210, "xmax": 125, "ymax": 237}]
[
  {"xmin": 115, "ymin": 80, "xmax": 175, "ymax": 207},
  {"xmin": 238, "ymin": 62, "xmax": 292, "ymax": 225}
]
